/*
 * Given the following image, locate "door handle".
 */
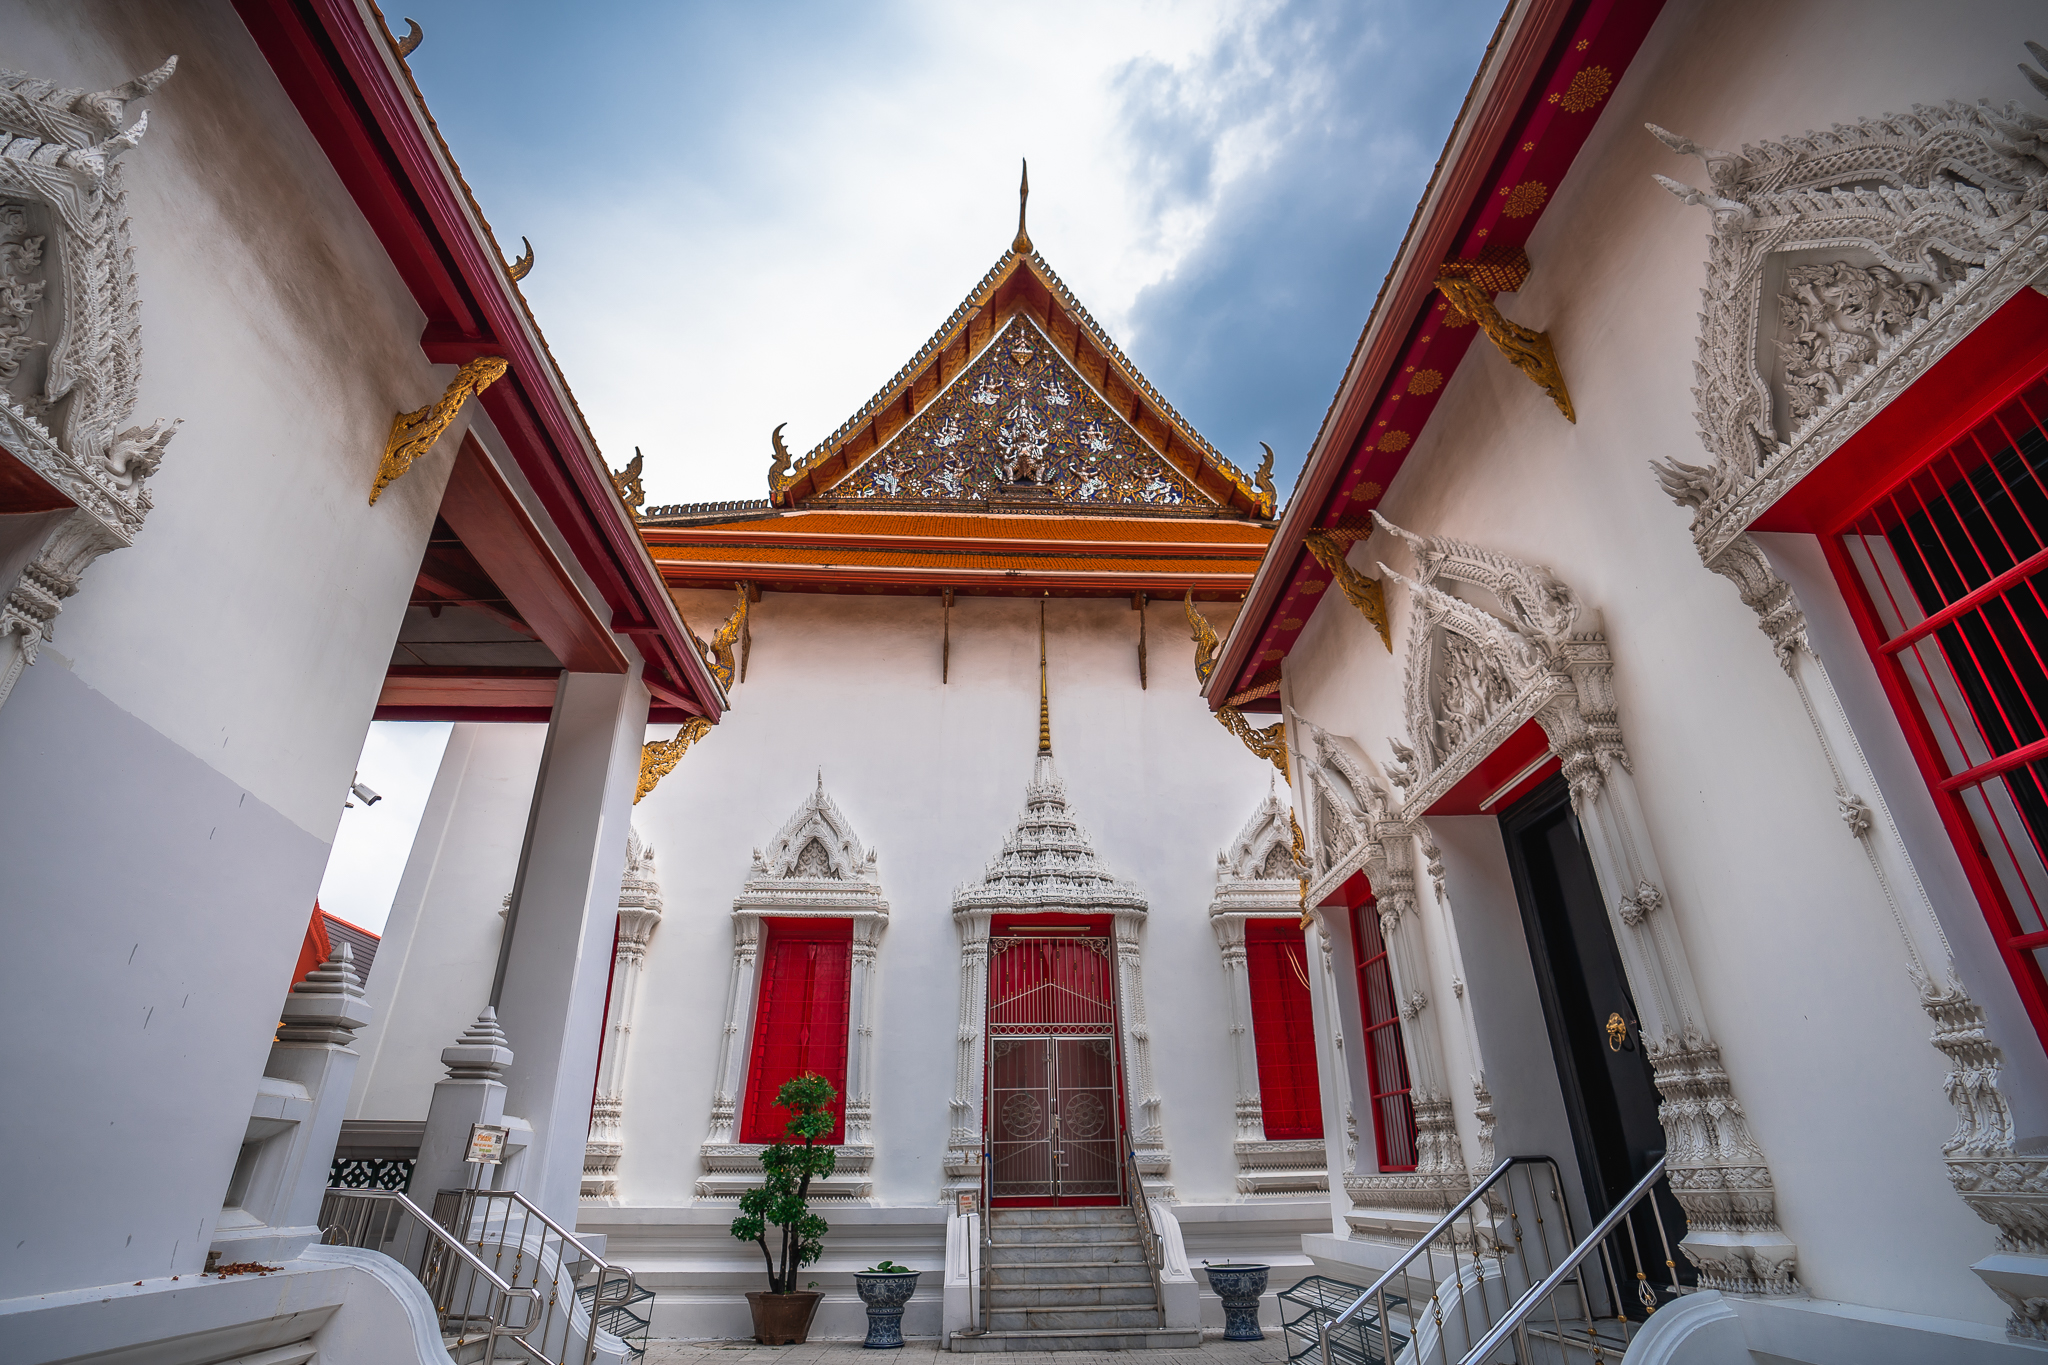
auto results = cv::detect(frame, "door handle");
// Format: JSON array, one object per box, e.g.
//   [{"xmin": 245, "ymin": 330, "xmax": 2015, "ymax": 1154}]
[{"xmin": 1605, "ymin": 1011, "xmax": 1636, "ymax": 1053}]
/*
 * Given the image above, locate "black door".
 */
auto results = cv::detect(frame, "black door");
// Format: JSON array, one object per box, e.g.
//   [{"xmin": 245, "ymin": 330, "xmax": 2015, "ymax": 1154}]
[{"xmin": 1500, "ymin": 774, "xmax": 1690, "ymax": 1310}]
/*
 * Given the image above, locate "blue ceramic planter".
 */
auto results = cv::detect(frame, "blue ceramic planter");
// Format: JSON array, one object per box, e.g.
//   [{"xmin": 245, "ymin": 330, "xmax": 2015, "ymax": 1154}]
[
  {"xmin": 853, "ymin": 1271, "xmax": 920, "ymax": 1348},
  {"xmin": 1203, "ymin": 1263, "xmax": 1270, "ymax": 1341}
]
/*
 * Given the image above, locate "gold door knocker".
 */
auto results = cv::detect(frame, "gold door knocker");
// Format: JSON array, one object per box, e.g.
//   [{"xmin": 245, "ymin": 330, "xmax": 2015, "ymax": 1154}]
[{"xmin": 1605, "ymin": 1012, "xmax": 1634, "ymax": 1052}]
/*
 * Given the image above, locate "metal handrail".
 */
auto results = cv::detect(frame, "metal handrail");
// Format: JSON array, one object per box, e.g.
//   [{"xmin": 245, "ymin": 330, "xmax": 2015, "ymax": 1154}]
[
  {"xmin": 1123, "ymin": 1146, "xmax": 1167, "ymax": 1329},
  {"xmin": 319, "ymin": 1188, "xmax": 543, "ymax": 1360},
  {"xmin": 972, "ymin": 1146, "xmax": 994, "ymax": 1336},
  {"xmin": 1458, "ymin": 1157, "xmax": 1672, "ymax": 1365},
  {"xmin": 437, "ymin": 1186, "xmax": 640, "ymax": 1365},
  {"xmin": 1313, "ymin": 1156, "xmax": 1575, "ymax": 1365}
]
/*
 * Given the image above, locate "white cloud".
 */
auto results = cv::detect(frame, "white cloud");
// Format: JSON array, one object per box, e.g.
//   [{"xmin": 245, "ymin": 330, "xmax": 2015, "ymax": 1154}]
[{"xmin": 316, "ymin": 722, "xmax": 452, "ymax": 934}]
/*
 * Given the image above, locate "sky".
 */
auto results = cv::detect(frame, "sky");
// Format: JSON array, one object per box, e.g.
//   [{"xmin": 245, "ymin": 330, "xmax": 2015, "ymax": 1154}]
[{"xmin": 317, "ymin": 0, "xmax": 1504, "ymax": 931}]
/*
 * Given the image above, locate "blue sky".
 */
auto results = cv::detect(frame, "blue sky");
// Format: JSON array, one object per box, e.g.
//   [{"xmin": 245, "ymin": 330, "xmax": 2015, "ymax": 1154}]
[
  {"xmin": 392, "ymin": 0, "xmax": 1501, "ymax": 507},
  {"xmin": 319, "ymin": 0, "xmax": 1503, "ymax": 929}
]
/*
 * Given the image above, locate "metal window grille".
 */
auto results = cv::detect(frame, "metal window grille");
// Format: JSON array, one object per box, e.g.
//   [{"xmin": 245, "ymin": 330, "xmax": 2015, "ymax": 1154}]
[
  {"xmin": 1827, "ymin": 374, "xmax": 2048, "ymax": 1050},
  {"xmin": 1352, "ymin": 901, "xmax": 1417, "ymax": 1171}
]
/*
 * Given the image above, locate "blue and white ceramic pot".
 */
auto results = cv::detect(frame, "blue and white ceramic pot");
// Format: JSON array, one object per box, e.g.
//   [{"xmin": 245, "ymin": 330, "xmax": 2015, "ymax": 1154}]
[
  {"xmin": 1202, "ymin": 1263, "xmax": 1270, "ymax": 1341},
  {"xmin": 853, "ymin": 1270, "xmax": 921, "ymax": 1349}
]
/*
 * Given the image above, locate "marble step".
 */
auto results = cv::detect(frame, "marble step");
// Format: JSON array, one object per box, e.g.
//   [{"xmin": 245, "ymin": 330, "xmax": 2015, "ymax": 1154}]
[
  {"xmin": 986, "ymin": 1304, "xmax": 1163, "ymax": 1331},
  {"xmin": 984, "ymin": 1240, "xmax": 1147, "ymax": 1264},
  {"xmin": 990, "ymin": 1260, "xmax": 1155, "ymax": 1285},
  {"xmin": 950, "ymin": 1327, "xmax": 1202, "ymax": 1353},
  {"xmin": 988, "ymin": 1281, "xmax": 1159, "ymax": 1307}
]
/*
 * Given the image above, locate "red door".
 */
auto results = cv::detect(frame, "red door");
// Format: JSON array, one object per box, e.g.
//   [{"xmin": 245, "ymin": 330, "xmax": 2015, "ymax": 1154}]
[{"xmin": 986, "ymin": 936, "xmax": 1124, "ymax": 1205}]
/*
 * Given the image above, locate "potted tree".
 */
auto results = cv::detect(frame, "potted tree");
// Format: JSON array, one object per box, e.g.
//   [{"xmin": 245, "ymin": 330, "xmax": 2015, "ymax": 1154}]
[{"xmin": 730, "ymin": 1073, "xmax": 838, "ymax": 1344}]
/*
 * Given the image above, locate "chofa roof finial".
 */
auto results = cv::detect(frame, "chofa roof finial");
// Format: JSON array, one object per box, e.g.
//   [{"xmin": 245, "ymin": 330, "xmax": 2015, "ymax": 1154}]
[{"xmin": 1013, "ymin": 158, "xmax": 1032, "ymax": 256}]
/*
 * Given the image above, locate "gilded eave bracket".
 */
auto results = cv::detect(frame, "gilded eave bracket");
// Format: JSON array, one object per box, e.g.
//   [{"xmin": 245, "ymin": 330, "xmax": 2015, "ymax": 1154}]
[
  {"xmin": 369, "ymin": 357, "xmax": 508, "ymax": 504},
  {"xmin": 704, "ymin": 586, "xmax": 749, "ymax": 689},
  {"xmin": 1304, "ymin": 530, "xmax": 1392, "ymax": 651},
  {"xmin": 1186, "ymin": 591, "xmax": 1289, "ymax": 781},
  {"xmin": 638, "ymin": 717, "xmax": 712, "ymax": 803},
  {"xmin": 1435, "ymin": 277, "xmax": 1575, "ymax": 424}
]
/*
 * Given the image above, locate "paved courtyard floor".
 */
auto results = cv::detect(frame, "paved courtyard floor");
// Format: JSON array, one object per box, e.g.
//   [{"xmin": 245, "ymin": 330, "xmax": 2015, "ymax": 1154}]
[{"xmin": 645, "ymin": 1334, "xmax": 1288, "ymax": 1365}]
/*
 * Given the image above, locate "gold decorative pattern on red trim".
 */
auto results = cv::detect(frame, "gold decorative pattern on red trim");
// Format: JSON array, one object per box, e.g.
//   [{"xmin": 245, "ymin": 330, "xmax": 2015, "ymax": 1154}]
[
  {"xmin": 1558, "ymin": 65, "xmax": 1613, "ymax": 113},
  {"xmin": 1500, "ymin": 181, "xmax": 1549, "ymax": 219}
]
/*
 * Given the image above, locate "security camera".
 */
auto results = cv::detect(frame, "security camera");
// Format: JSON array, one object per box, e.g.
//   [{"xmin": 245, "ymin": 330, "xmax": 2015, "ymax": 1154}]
[{"xmin": 346, "ymin": 773, "xmax": 382, "ymax": 808}]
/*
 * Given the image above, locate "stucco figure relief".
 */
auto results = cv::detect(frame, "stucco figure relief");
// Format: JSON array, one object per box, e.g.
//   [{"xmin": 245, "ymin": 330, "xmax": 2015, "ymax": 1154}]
[
  {"xmin": 0, "ymin": 57, "xmax": 182, "ymax": 709},
  {"xmin": 1652, "ymin": 49, "xmax": 2041, "ymax": 1311}
]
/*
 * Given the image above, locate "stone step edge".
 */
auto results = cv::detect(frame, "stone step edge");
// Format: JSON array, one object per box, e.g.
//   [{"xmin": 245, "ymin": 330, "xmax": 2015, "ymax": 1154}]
[{"xmin": 949, "ymin": 1329, "xmax": 1201, "ymax": 1344}]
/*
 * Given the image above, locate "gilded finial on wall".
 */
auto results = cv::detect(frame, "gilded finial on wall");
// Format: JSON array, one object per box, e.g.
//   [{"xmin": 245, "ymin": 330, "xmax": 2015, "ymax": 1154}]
[
  {"xmin": 1254, "ymin": 442, "xmax": 1277, "ymax": 517},
  {"xmin": 507, "ymin": 236, "xmax": 534, "ymax": 282},
  {"xmin": 1013, "ymin": 159, "xmax": 1032, "ymax": 256},
  {"xmin": 637, "ymin": 717, "xmax": 712, "ymax": 803},
  {"xmin": 768, "ymin": 421, "xmax": 793, "ymax": 498},
  {"xmin": 1038, "ymin": 598, "xmax": 1051, "ymax": 754}
]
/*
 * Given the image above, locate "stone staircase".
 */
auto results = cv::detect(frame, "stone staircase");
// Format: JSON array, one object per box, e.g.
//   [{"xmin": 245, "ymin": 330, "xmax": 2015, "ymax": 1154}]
[{"xmin": 951, "ymin": 1206, "xmax": 1201, "ymax": 1353}]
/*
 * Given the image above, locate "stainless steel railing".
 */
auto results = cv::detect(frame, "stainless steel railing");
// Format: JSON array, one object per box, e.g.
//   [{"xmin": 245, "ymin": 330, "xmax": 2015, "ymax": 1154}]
[
  {"xmin": 434, "ymin": 1186, "xmax": 640, "ymax": 1365},
  {"xmin": 1458, "ymin": 1157, "xmax": 1678, "ymax": 1365},
  {"xmin": 319, "ymin": 1188, "xmax": 543, "ymax": 1360},
  {"xmin": 1311, "ymin": 1157, "xmax": 1577, "ymax": 1365},
  {"xmin": 1123, "ymin": 1146, "xmax": 1167, "ymax": 1329}
]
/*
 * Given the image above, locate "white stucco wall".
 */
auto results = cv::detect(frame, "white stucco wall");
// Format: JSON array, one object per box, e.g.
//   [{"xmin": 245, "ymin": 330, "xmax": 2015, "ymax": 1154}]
[
  {"xmin": 618, "ymin": 588, "xmax": 1274, "ymax": 1211},
  {"xmin": 0, "ymin": 1, "xmax": 491, "ymax": 1299},
  {"xmin": 1275, "ymin": 0, "xmax": 2046, "ymax": 1330}
]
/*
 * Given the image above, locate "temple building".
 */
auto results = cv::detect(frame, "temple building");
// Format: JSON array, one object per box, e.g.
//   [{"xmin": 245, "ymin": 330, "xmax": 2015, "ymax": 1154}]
[
  {"xmin": 6, "ymin": 1, "xmax": 2048, "ymax": 1363},
  {"xmin": 349, "ymin": 186, "xmax": 1329, "ymax": 1344}
]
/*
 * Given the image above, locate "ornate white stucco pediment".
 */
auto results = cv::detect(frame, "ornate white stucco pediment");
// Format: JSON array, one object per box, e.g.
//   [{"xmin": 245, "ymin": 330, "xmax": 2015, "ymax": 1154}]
[
  {"xmin": 0, "ymin": 57, "xmax": 181, "ymax": 706},
  {"xmin": 1293, "ymin": 721, "xmax": 1382, "ymax": 884},
  {"xmin": 1367, "ymin": 513, "xmax": 1623, "ymax": 824},
  {"xmin": 736, "ymin": 775, "xmax": 887, "ymax": 915},
  {"xmin": 1650, "ymin": 49, "xmax": 2048, "ymax": 563},
  {"xmin": 1214, "ymin": 787, "xmax": 1305, "ymax": 901}
]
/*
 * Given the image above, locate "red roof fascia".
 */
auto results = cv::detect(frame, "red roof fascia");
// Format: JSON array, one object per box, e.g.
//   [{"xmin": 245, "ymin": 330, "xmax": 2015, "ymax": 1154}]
[
  {"xmin": 1209, "ymin": 0, "xmax": 1665, "ymax": 706},
  {"xmin": 235, "ymin": 0, "xmax": 722, "ymax": 720}
]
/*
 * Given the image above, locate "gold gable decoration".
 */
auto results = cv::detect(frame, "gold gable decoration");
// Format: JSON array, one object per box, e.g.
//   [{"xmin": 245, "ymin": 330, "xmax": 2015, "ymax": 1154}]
[
  {"xmin": 828, "ymin": 315, "xmax": 1201, "ymax": 509},
  {"xmin": 770, "ymin": 240, "xmax": 1268, "ymax": 517}
]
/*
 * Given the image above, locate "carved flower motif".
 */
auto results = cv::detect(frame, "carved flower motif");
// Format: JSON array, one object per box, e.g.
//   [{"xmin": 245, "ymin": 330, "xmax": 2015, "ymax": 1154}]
[
  {"xmin": 1407, "ymin": 369, "xmax": 1443, "ymax": 396},
  {"xmin": 1558, "ymin": 65, "xmax": 1613, "ymax": 113},
  {"xmin": 1349, "ymin": 481, "xmax": 1384, "ymax": 501},
  {"xmin": 1377, "ymin": 431, "xmax": 1412, "ymax": 453},
  {"xmin": 1500, "ymin": 181, "xmax": 1549, "ymax": 219}
]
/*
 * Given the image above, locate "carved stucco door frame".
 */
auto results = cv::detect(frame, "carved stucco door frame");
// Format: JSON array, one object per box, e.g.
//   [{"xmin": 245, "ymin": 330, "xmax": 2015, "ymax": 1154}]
[{"xmin": 698, "ymin": 781, "xmax": 887, "ymax": 1203}]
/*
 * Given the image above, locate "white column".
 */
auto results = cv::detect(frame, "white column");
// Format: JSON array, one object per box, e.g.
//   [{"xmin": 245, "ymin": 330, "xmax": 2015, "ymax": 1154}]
[
  {"xmin": 846, "ymin": 915, "xmax": 883, "ymax": 1149},
  {"xmin": 945, "ymin": 911, "xmax": 992, "ymax": 1198},
  {"xmin": 705, "ymin": 915, "xmax": 762, "ymax": 1149},
  {"xmin": 1210, "ymin": 912, "xmax": 1263, "ymax": 1142},
  {"xmin": 493, "ymin": 669, "xmax": 650, "ymax": 1224},
  {"xmin": 584, "ymin": 830, "xmax": 663, "ymax": 1202},
  {"xmin": 1114, "ymin": 908, "xmax": 1171, "ymax": 1193}
]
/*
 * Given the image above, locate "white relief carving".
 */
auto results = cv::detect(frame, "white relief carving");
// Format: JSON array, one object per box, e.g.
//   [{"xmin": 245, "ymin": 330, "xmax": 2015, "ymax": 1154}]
[
  {"xmin": 698, "ymin": 778, "xmax": 887, "ymax": 1204},
  {"xmin": 1210, "ymin": 790, "xmax": 1329, "ymax": 1197},
  {"xmin": 950, "ymin": 753, "xmax": 1171, "ymax": 1198},
  {"xmin": 0, "ymin": 57, "xmax": 181, "ymax": 709},
  {"xmin": 1648, "ymin": 62, "xmax": 2048, "ymax": 565},
  {"xmin": 1618, "ymin": 880, "xmax": 1662, "ymax": 930},
  {"xmin": 1336, "ymin": 518, "xmax": 1796, "ymax": 1296},
  {"xmin": 1651, "ymin": 54, "xmax": 2048, "ymax": 1305},
  {"xmin": 583, "ymin": 827, "xmax": 663, "ymax": 1202}
]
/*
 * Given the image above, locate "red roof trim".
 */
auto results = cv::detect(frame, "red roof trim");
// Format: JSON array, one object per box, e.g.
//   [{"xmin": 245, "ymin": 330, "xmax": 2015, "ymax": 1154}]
[
  {"xmin": 1211, "ymin": 0, "xmax": 1666, "ymax": 705},
  {"xmin": 235, "ymin": 0, "xmax": 722, "ymax": 719}
]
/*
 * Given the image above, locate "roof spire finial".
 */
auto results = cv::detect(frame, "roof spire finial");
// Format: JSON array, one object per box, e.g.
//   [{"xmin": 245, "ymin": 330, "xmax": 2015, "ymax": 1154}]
[
  {"xmin": 1038, "ymin": 598, "xmax": 1051, "ymax": 755},
  {"xmin": 1013, "ymin": 158, "xmax": 1032, "ymax": 256}
]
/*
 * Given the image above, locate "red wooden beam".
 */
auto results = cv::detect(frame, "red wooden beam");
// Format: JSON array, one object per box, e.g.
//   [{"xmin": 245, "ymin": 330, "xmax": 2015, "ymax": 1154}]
[{"xmin": 440, "ymin": 436, "xmax": 628, "ymax": 673}]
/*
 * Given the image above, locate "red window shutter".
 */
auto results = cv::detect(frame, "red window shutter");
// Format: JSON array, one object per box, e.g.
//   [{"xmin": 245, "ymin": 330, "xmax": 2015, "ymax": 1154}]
[
  {"xmin": 739, "ymin": 918, "xmax": 854, "ymax": 1144},
  {"xmin": 1353, "ymin": 901, "xmax": 1417, "ymax": 1171},
  {"xmin": 1816, "ymin": 296, "xmax": 2048, "ymax": 1057},
  {"xmin": 1244, "ymin": 919, "xmax": 1324, "ymax": 1140}
]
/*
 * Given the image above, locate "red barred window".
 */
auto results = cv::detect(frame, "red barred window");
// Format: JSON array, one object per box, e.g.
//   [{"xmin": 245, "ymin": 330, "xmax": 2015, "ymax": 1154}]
[
  {"xmin": 1353, "ymin": 899, "xmax": 1418, "ymax": 1171},
  {"xmin": 1827, "ymin": 370, "xmax": 2048, "ymax": 1051},
  {"xmin": 739, "ymin": 918, "xmax": 852, "ymax": 1144},
  {"xmin": 1244, "ymin": 919, "xmax": 1324, "ymax": 1140}
]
